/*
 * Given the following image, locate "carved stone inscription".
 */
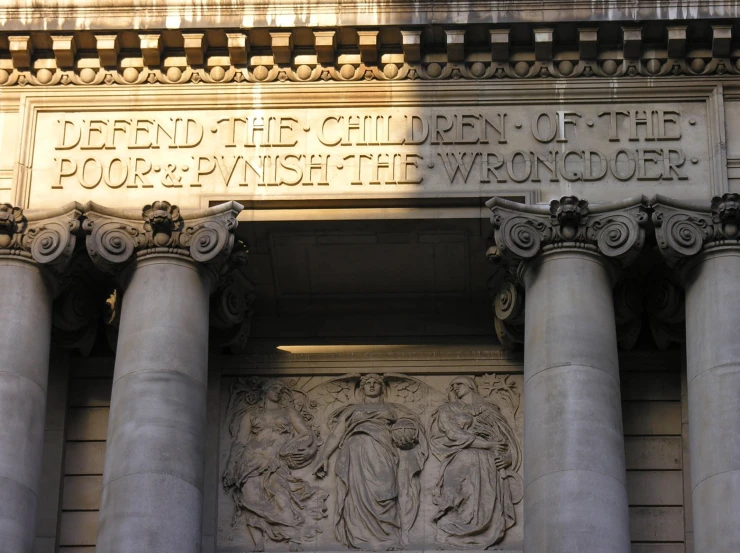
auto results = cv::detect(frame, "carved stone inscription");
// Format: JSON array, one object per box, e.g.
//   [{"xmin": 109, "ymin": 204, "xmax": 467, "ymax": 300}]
[
  {"xmin": 218, "ymin": 373, "xmax": 523, "ymax": 552},
  {"xmin": 27, "ymin": 103, "xmax": 710, "ymax": 209}
]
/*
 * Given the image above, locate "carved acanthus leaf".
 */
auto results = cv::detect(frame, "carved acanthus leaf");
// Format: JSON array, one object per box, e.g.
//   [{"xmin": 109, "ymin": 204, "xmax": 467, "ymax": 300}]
[
  {"xmin": 83, "ymin": 200, "xmax": 243, "ymax": 279},
  {"xmin": 652, "ymin": 193, "xmax": 740, "ymax": 269},
  {"xmin": 486, "ymin": 195, "xmax": 649, "ymax": 271}
]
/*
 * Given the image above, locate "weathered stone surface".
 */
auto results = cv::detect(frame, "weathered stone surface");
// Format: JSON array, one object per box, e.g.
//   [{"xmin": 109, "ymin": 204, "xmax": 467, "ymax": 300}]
[
  {"xmin": 218, "ymin": 373, "xmax": 523, "ymax": 551},
  {"xmin": 83, "ymin": 201, "xmax": 244, "ymax": 553},
  {"xmin": 485, "ymin": 196, "xmax": 650, "ymax": 552},
  {"xmin": 652, "ymin": 195, "xmax": 740, "ymax": 553},
  {"xmin": 23, "ymin": 103, "xmax": 713, "ymax": 211},
  {"xmin": 0, "ymin": 203, "xmax": 81, "ymax": 552}
]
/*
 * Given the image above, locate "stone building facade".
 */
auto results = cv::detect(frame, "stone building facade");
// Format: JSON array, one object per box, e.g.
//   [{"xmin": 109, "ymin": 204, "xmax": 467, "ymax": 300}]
[{"xmin": 0, "ymin": 2, "xmax": 739, "ymax": 552}]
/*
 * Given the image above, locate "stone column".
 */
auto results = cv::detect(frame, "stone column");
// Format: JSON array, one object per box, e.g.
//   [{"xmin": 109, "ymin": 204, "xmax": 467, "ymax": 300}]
[
  {"xmin": 652, "ymin": 193, "xmax": 740, "ymax": 553},
  {"xmin": 0, "ymin": 203, "xmax": 81, "ymax": 553},
  {"xmin": 84, "ymin": 201, "xmax": 244, "ymax": 553},
  {"xmin": 488, "ymin": 196, "xmax": 648, "ymax": 553}
]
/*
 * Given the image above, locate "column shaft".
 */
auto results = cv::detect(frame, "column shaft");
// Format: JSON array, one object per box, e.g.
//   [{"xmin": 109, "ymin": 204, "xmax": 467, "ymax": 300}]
[
  {"xmin": 0, "ymin": 259, "xmax": 52, "ymax": 553},
  {"xmin": 522, "ymin": 250, "xmax": 630, "ymax": 553},
  {"xmin": 684, "ymin": 248, "xmax": 740, "ymax": 552},
  {"xmin": 96, "ymin": 256, "xmax": 211, "ymax": 553}
]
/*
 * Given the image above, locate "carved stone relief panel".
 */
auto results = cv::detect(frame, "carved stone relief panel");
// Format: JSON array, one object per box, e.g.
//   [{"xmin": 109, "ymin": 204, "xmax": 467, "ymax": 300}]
[{"xmin": 218, "ymin": 372, "xmax": 523, "ymax": 552}]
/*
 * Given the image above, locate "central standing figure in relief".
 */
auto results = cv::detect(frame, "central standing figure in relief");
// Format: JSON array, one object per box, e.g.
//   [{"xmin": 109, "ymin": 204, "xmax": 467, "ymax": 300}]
[{"xmin": 313, "ymin": 374, "xmax": 429, "ymax": 550}]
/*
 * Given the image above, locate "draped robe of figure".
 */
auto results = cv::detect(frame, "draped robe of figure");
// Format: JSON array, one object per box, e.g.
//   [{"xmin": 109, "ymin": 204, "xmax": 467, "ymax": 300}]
[
  {"xmin": 226, "ymin": 405, "xmax": 328, "ymax": 545},
  {"xmin": 328, "ymin": 402, "xmax": 428, "ymax": 550},
  {"xmin": 429, "ymin": 396, "xmax": 521, "ymax": 548}
]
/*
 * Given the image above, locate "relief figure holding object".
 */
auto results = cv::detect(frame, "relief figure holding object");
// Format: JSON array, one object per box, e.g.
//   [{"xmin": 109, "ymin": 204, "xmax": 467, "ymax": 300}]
[
  {"xmin": 313, "ymin": 374, "xmax": 429, "ymax": 550},
  {"xmin": 429, "ymin": 376, "xmax": 522, "ymax": 549},
  {"xmin": 222, "ymin": 379, "xmax": 328, "ymax": 551}
]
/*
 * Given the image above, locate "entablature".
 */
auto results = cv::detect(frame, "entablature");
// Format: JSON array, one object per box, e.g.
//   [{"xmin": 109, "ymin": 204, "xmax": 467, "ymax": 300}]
[{"xmin": 2, "ymin": 20, "xmax": 740, "ymax": 87}]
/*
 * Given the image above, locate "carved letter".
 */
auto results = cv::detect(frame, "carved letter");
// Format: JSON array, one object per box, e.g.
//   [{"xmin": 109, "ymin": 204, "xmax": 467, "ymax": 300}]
[{"xmin": 56, "ymin": 119, "xmax": 80, "ymax": 150}]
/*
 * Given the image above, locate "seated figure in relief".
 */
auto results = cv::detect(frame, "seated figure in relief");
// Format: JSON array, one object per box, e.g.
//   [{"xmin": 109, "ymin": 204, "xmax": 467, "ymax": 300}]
[
  {"xmin": 313, "ymin": 373, "xmax": 429, "ymax": 550},
  {"xmin": 429, "ymin": 376, "xmax": 522, "ymax": 549},
  {"xmin": 222, "ymin": 379, "xmax": 328, "ymax": 551}
]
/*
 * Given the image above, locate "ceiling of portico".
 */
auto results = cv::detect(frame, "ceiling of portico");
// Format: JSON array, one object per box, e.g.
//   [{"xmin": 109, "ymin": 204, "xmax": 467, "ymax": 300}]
[{"xmin": 238, "ymin": 216, "xmax": 501, "ymax": 342}]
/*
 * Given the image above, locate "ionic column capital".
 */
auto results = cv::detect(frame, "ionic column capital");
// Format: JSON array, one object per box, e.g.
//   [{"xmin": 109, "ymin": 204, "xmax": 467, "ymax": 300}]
[
  {"xmin": 0, "ymin": 202, "xmax": 83, "ymax": 291},
  {"xmin": 82, "ymin": 200, "xmax": 243, "ymax": 287},
  {"xmin": 486, "ymin": 195, "xmax": 650, "ymax": 278},
  {"xmin": 651, "ymin": 193, "xmax": 740, "ymax": 272}
]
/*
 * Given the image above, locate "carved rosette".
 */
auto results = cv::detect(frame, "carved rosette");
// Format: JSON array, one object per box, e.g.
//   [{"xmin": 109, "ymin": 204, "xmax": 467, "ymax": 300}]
[
  {"xmin": 487, "ymin": 195, "xmax": 649, "ymax": 272},
  {"xmin": 652, "ymin": 193, "xmax": 740, "ymax": 270},
  {"xmin": 0, "ymin": 202, "xmax": 83, "ymax": 289}
]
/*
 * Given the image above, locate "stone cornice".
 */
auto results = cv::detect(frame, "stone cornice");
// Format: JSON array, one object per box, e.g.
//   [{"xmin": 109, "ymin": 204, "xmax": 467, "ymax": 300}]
[
  {"xmin": 486, "ymin": 195, "xmax": 649, "ymax": 273},
  {"xmin": 0, "ymin": 201, "xmax": 83, "ymax": 277},
  {"xmin": 82, "ymin": 200, "xmax": 243, "ymax": 281},
  {"xmin": 1, "ymin": 20, "xmax": 739, "ymax": 87},
  {"xmin": 0, "ymin": 1, "xmax": 737, "ymax": 30},
  {"xmin": 651, "ymin": 193, "xmax": 740, "ymax": 270}
]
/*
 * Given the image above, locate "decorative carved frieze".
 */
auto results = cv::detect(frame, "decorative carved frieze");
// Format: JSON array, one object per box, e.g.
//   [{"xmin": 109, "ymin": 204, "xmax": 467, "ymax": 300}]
[
  {"xmin": 0, "ymin": 202, "xmax": 82, "ymax": 284},
  {"xmin": 83, "ymin": 200, "xmax": 242, "ymax": 279},
  {"xmin": 652, "ymin": 193, "xmax": 740, "ymax": 270},
  {"xmin": 0, "ymin": 21, "xmax": 738, "ymax": 87},
  {"xmin": 220, "ymin": 372, "xmax": 523, "ymax": 551}
]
